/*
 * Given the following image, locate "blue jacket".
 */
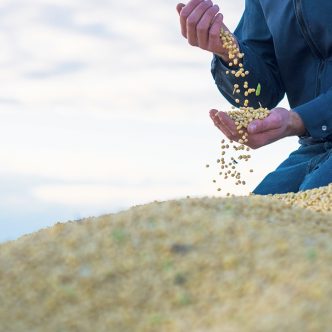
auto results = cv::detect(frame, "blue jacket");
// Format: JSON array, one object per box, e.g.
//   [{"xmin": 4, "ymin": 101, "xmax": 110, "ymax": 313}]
[{"xmin": 211, "ymin": 0, "xmax": 332, "ymax": 141}]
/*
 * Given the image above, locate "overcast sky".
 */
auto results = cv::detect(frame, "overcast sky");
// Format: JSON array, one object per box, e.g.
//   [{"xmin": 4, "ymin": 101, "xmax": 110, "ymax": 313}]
[{"xmin": 0, "ymin": 0, "xmax": 298, "ymax": 242}]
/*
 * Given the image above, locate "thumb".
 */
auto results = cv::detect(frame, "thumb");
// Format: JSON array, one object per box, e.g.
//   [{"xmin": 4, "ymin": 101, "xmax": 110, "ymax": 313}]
[
  {"xmin": 248, "ymin": 112, "xmax": 282, "ymax": 134},
  {"xmin": 176, "ymin": 3, "xmax": 185, "ymax": 15}
]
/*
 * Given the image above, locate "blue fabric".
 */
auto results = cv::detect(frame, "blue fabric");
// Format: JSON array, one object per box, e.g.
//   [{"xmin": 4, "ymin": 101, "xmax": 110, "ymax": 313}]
[
  {"xmin": 253, "ymin": 141, "xmax": 332, "ymax": 194},
  {"xmin": 211, "ymin": 0, "xmax": 332, "ymax": 193},
  {"xmin": 211, "ymin": 0, "xmax": 332, "ymax": 140}
]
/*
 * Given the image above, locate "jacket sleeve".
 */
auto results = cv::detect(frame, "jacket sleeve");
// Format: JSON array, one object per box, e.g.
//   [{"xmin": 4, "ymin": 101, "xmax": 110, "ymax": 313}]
[
  {"xmin": 292, "ymin": 88, "xmax": 332, "ymax": 140},
  {"xmin": 211, "ymin": 0, "xmax": 285, "ymax": 109}
]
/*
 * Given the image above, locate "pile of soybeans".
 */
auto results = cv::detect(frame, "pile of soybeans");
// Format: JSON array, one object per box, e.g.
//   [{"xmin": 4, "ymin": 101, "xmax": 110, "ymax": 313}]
[{"xmin": 1, "ymin": 185, "xmax": 332, "ymax": 331}]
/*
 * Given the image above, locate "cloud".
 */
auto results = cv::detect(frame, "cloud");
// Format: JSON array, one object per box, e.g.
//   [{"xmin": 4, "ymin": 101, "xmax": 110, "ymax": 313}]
[{"xmin": 24, "ymin": 61, "xmax": 86, "ymax": 79}]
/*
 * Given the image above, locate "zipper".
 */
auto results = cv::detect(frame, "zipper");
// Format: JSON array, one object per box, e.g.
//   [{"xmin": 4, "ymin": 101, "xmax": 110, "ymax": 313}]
[
  {"xmin": 294, "ymin": 0, "xmax": 322, "ymax": 59},
  {"xmin": 294, "ymin": 0, "xmax": 324, "ymax": 96}
]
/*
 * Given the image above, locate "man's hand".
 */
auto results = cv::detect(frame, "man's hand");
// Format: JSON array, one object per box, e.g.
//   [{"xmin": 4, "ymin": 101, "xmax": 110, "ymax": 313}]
[
  {"xmin": 209, "ymin": 107, "xmax": 306, "ymax": 149},
  {"xmin": 176, "ymin": 0, "xmax": 237, "ymax": 62}
]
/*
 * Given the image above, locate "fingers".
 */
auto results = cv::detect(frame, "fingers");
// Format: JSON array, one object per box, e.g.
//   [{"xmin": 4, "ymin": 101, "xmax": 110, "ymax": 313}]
[
  {"xmin": 197, "ymin": 4, "xmax": 220, "ymax": 49},
  {"xmin": 209, "ymin": 109, "xmax": 224, "ymax": 132},
  {"xmin": 209, "ymin": 110, "xmax": 236, "ymax": 139},
  {"xmin": 176, "ymin": 3, "xmax": 185, "ymax": 15},
  {"xmin": 217, "ymin": 111, "xmax": 239, "ymax": 138},
  {"xmin": 186, "ymin": 0, "xmax": 213, "ymax": 46},
  {"xmin": 209, "ymin": 109, "xmax": 218, "ymax": 117},
  {"xmin": 179, "ymin": 0, "xmax": 204, "ymax": 38},
  {"xmin": 247, "ymin": 112, "xmax": 282, "ymax": 134},
  {"xmin": 177, "ymin": 0, "xmax": 231, "ymax": 57},
  {"xmin": 208, "ymin": 13, "xmax": 226, "ymax": 48}
]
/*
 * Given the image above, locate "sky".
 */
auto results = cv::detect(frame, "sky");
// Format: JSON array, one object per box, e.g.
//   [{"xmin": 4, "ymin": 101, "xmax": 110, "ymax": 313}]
[{"xmin": 0, "ymin": 0, "xmax": 299, "ymax": 242}]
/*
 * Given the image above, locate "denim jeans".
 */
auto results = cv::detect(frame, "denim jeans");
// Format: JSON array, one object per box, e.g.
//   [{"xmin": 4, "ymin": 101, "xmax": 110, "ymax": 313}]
[{"xmin": 253, "ymin": 138, "xmax": 332, "ymax": 195}]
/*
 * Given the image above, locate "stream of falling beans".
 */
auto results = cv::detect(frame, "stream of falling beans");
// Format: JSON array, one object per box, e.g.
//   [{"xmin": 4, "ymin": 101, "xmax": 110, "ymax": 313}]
[{"xmin": 207, "ymin": 29, "xmax": 270, "ymax": 196}]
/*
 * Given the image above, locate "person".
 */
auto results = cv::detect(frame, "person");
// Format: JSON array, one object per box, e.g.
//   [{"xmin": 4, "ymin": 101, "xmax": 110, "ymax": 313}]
[{"xmin": 176, "ymin": 0, "xmax": 332, "ymax": 194}]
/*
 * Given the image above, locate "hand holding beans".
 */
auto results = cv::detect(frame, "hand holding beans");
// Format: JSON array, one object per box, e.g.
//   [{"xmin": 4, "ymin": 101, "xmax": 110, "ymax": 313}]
[
  {"xmin": 209, "ymin": 108, "xmax": 306, "ymax": 149},
  {"xmin": 176, "ymin": 0, "xmax": 237, "ymax": 62}
]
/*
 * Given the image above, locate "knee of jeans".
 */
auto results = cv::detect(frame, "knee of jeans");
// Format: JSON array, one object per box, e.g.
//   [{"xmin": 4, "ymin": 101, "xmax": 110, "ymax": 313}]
[
  {"xmin": 252, "ymin": 186, "xmax": 270, "ymax": 196},
  {"xmin": 253, "ymin": 180, "xmax": 294, "ymax": 195},
  {"xmin": 300, "ymin": 156, "xmax": 332, "ymax": 191}
]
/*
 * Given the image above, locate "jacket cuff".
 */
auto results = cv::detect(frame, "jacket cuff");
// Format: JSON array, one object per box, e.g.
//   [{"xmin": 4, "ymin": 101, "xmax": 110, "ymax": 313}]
[
  {"xmin": 292, "ymin": 92, "xmax": 332, "ymax": 140},
  {"xmin": 211, "ymin": 54, "xmax": 238, "ymax": 106}
]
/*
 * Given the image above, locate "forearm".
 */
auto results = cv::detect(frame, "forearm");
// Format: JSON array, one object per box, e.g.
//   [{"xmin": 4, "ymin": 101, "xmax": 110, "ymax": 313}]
[
  {"xmin": 211, "ymin": 41, "xmax": 285, "ymax": 110},
  {"xmin": 211, "ymin": 0, "xmax": 287, "ymax": 111}
]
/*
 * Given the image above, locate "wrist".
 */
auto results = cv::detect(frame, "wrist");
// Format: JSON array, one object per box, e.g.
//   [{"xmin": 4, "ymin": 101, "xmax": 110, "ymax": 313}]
[{"xmin": 288, "ymin": 111, "xmax": 306, "ymax": 136}]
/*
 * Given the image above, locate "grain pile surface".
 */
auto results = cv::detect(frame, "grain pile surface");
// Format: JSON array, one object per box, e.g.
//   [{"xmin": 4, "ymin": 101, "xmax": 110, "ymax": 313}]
[
  {"xmin": 1, "ymin": 194, "xmax": 332, "ymax": 331},
  {"xmin": 273, "ymin": 183, "xmax": 332, "ymax": 213}
]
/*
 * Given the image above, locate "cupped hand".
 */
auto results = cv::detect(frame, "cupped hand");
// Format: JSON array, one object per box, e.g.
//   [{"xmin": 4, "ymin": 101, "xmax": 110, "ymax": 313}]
[
  {"xmin": 176, "ymin": 0, "xmax": 236, "ymax": 61},
  {"xmin": 209, "ymin": 107, "xmax": 305, "ymax": 149}
]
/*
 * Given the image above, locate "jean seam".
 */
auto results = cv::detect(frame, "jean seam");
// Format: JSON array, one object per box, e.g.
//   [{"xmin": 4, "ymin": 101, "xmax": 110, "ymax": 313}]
[
  {"xmin": 326, "ymin": 146, "xmax": 332, "ymax": 161},
  {"xmin": 306, "ymin": 155, "xmax": 317, "ymax": 174},
  {"xmin": 307, "ymin": 150, "xmax": 331, "ymax": 174},
  {"xmin": 325, "ymin": 141, "xmax": 332, "ymax": 154},
  {"xmin": 306, "ymin": 162, "xmax": 312, "ymax": 174}
]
